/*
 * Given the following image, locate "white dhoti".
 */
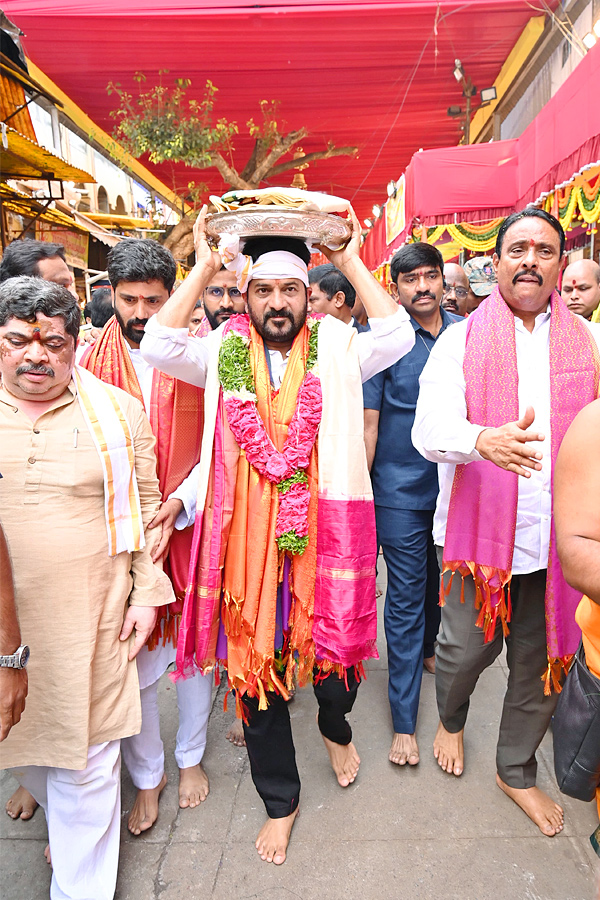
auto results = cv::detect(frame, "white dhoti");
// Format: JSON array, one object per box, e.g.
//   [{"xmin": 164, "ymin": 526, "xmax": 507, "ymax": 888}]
[
  {"xmin": 122, "ymin": 644, "xmax": 212, "ymax": 789},
  {"xmin": 10, "ymin": 741, "xmax": 121, "ymax": 900}
]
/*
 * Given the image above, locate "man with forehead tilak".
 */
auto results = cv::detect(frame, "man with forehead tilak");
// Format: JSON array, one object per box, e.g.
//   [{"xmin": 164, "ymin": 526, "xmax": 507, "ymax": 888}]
[
  {"xmin": 190, "ymin": 266, "xmax": 246, "ymax": 335},
  {"xmin": 412, "ymin": 209, "xmax": 600, "ymax": 837},
  {"xmin": 141, "ymin": 203, "xmax": 416, "ymax": 864},
  {"xmin": 79, "ymin": 240, "xmax": 211, "ymax": 836}
]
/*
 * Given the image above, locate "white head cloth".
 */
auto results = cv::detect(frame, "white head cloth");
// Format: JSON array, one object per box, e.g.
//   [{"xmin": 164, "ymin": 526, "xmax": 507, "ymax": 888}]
[{"xmin": 218, "ymin": 234, "xmax": 309, "ymax": 293}]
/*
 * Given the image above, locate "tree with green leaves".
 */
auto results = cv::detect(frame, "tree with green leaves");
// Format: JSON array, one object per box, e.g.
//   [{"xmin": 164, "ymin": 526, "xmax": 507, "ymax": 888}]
[{"xmin": 107, "ymin": 73, "xmax": 357, "ymax": 259}]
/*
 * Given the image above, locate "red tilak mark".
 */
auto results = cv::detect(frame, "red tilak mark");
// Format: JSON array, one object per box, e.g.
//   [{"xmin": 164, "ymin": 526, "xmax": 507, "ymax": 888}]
[
  {"xmin": 529, "ymin": 239, "xmax": 535, "ymax": 247},
  {"xmin": 32, "ymin": 328, "xmax": 42, "ymax": 341},
  {"xmin": 572, "ymin": 279, "xmax": 577, "ymax": 285}
]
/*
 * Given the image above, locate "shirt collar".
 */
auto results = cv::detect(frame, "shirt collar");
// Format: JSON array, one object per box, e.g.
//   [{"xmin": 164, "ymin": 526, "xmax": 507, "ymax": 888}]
[{"xmin": 409, "ymin": 305, "xmax": 458, "ymax": 338}]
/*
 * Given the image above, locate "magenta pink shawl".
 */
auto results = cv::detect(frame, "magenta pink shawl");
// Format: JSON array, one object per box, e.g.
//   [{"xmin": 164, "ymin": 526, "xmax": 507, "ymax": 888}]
[{"xmin": 443, "ymin": 287, "xmax": 600, "ymax": 691}]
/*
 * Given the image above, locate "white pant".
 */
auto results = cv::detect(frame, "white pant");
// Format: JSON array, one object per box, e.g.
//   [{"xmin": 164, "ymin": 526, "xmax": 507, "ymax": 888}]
[
  {"xmin": 11, "ymin": 741, "xmax": 121, "ymax": 900},
  {"xmin": 121, "ymin": 671, "xmax": 212, "ymax": 790}
]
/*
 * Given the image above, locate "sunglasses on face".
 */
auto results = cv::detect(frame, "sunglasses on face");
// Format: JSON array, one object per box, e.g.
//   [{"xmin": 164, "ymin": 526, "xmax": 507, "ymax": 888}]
[{"xmin": 205, "ymin": 286, "xmax": 242, "ymax": 299}]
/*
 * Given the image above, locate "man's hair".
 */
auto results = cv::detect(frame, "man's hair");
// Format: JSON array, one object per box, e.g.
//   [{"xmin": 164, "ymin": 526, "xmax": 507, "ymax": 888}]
[
  {"xmin": 0, "ymin": 240, "xmax": 66, "ymax": 282},
  {"xmin": 107, "ymin": 239, "xmax": 177, "ymax": 292},
  {"xmin": 243, "ymin": 236, "xmax": 311, "ymax": 266},
  {"xmin": 0, "ymin": 276, "xmax": 80, "ymax": 345},
  {"xmin": 194, "ymin": 298, "xmax": 203, "ymax": 309},
  {"xmin": 88, "ymin": 288, "xmax": 115, "ymax": 328},
  {"xmin": 390, "ymin": 242, "xmax": 444, "ymax": 284},
  {"xmin": 495, "ymin": 208, "xmax": 565, "ymax": 257},
  {"xmin": 308, "ymin": 263, "xmax": 356, "ymax": 308}
]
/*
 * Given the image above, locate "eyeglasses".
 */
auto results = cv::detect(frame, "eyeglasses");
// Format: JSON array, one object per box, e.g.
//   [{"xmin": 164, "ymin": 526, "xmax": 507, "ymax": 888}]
[
  {"xmin": 443, "ymin": 285, "xmax": 468, "ymax": 301},
  {"xmin": 205, "ymin": 286, "xmax": 242, "ymax": 299}
]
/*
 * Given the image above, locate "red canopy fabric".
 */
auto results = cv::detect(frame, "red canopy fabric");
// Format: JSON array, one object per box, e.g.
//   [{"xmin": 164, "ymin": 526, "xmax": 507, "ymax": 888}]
[
  {"xmin": 2, "ymin": 0, "xmax": 554, "ymax": 222},
  {"xmin": 516, "ymin": 39, "xmax": 600, "ymax": 207},
  {"xmin": 362, "ymin": 40, "xmax": 600, "ymax": 268}
]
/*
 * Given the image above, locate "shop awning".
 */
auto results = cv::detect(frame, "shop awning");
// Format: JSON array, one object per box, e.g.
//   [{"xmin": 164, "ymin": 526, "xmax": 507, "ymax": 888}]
[
  {"xmin": 0, "ymin": 126, "xmax": 95, "ymax": 182},
  {"xmin": 0, "ymin": 181, "xmax": 89, "ymax": 230},
  {"xmin": 72, "ymin": 211, "xmax": 121, "ymax": 247},
  {"xmin": 85, "ymin": 212, "xmax": 154, "ymax": 230}
]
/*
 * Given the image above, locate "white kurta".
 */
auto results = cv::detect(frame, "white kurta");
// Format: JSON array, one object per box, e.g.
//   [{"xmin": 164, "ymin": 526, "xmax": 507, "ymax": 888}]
[{"xmin": 412, "ymin": 310, "xmax": 600, "ymax": 574}]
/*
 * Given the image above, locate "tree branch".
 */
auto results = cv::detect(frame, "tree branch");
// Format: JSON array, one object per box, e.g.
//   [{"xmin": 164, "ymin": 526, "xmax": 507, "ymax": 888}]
[
  {"xmin": 162, "ymin": 215, "xmax": 195, "ymax": 251},
  {"xmin": 250, "ymin": 128, "xmax": 308, "ymax": 184},
  {"xmin": 209, "ymin": 152, "xmax": 252, "ymax": 190},
  {"xmin": 266, "ymin": 145, "xmax": 358, "ymax": 180}
]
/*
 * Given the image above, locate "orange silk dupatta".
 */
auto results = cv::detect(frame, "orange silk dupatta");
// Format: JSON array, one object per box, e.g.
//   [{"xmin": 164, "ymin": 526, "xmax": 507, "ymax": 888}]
[
  {"xmin": 81, "ymin": 317, "xmax": 204, "ymax": 644},
  {"xmin": 222, "ymin": 322, "xmax": 318, "ymax": 703}
]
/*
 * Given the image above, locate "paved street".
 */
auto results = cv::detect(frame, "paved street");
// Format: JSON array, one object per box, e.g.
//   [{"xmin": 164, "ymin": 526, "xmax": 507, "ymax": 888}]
[{"xmin": 2, "ymin": 562, "xmax": 599, "ymax": 900}]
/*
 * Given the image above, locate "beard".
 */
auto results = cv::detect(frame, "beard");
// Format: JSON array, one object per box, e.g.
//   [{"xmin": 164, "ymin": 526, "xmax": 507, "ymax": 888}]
[
  {"xmin": 114, "ymin": 306, "xmax": 147, "ymax": 346},
  {"xmin": 204, "ymin": 306, "xmax": 236, "ymax": 331},
  {"xmin": 248, "ymin": 299, "xmax": 307, "ymax": 344}
]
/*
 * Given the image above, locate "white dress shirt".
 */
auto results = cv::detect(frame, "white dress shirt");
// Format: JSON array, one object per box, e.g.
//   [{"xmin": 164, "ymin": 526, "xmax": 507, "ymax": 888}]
[
  {"xmin": 140, "ymin": 308, "xmax": 415, "ymax": 388},
  {"xmin": 412, "ymin": 310, "xmax": 600, "ymax": 575}
]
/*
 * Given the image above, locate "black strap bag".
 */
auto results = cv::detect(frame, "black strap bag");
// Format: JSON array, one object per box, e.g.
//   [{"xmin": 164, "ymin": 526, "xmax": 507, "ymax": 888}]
[{"xmin": 553, "ymin": 641, "xmax": 600, "ymax": 802}]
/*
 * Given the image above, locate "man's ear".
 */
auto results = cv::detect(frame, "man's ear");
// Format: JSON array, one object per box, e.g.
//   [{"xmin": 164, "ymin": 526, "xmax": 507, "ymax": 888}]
[
  {"xmin": 389, "ymin": 281, "xmax": 399, "ymax": 300},
  {"xmin": 492, "ymin": 253, "xmax": 499, "ymax": 274},
  {"xmin": 333, "ymin": 291, "xmax": 345, "ymax": 310},
  {"xmin": 110, "ymin": 287, "xmax": 116, "ymax": 309}
]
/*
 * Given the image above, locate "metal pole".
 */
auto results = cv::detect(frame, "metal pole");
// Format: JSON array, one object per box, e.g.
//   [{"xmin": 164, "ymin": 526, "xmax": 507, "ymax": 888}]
[
  {"xmin": 465, "ymin": 91, "xmax": 471, "ymax": 145},
  {"xmin": 50, "ymin": 106, "xmax": 61, "ymax": 155}
]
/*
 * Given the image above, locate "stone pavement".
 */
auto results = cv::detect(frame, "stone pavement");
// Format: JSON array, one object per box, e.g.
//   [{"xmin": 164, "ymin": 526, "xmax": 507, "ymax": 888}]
[{"xmin": 1, "ymin": 562, "xmax": 599, "ymax": 900}]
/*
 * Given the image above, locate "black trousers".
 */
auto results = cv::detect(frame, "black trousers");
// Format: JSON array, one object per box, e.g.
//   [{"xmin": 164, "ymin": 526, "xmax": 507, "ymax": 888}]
[{"xmin": 241, "ymin": 667, "xmax": 360, "ymax": 819}]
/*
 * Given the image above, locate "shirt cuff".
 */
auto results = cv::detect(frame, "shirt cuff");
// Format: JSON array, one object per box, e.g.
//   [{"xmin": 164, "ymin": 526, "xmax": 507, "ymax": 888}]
[
  {"xmin": 435, "ymin": 423, "xmax": 487, "ymax": 462},
  {"xmin": 167, "ymin": 486, "xmax": 197, "ymax": 530}
]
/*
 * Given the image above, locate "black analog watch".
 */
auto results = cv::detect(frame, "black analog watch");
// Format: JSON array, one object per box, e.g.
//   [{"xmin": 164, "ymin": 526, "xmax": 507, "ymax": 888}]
[{"xmin": 0, "ymin": 645, "xmax": 30, "ymax": 669}]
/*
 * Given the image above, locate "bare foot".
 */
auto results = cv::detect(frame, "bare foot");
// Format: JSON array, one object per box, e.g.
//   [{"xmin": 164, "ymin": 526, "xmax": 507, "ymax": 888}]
[
  {"xmin": 178, "ymin": 763, "xmax": 209, "ymax": 809},
  {"xmin": 225, "ymin": 717, "xmax": 246, "ymax": 747},
  {"xmin": 496, "ymin": 775, "xmax": 564, "ymax": 836},
  {"xmin": 127, "ymin": 773, "xmax": 167, "ymax": 835},
  {"xmin": 5, "ymin": 786, "xmax": 38, "ymax": 820},
  {"xmin": 433, "ymin": 720, "xmax": 464, "ymax": 776},
  {"xmin": 321, "ymin": 734, "xmax": 360, "ymax": 787},
  {"xmin": 423, "ymin": 655, "xmax": 436, "ymax": 674},
  {"xmin": 389, "ymin": 732, "xmax": 419, "ymax": 766},
  {"xmin": 44, "ymin": 844, "xmax": 51, "ymax": 866},
  {"xmin": 255, "ymin": 808, "xmax": 298, "ymax": 864}
]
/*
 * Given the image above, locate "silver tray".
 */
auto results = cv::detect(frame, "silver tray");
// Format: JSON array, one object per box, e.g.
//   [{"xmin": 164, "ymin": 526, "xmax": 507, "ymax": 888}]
[{"xmin": 205, "ymin": 207, "xmax": 352, "ymax": 249}]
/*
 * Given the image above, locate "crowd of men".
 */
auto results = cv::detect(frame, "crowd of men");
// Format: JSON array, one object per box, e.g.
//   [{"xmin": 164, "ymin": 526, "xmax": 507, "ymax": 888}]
[{"xmin": 0, "ymin": 203, "xmax": 599, "ymax": 899}]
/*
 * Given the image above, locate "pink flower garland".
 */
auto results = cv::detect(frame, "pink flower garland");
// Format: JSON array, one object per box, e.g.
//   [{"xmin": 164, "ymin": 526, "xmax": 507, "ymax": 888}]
[{"xmin": 219, "ymin": 315, "xmax": 322, "ymax": 554}]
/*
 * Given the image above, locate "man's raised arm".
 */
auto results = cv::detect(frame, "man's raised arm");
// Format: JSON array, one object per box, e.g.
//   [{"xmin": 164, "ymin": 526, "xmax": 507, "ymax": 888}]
[
  {"xmin": 317, "ymin": 207, "xmax": 415, "ymax": 380},
  {"xmin": 141, "ymin": 207, "xmax": 221, "ymax": 386}
]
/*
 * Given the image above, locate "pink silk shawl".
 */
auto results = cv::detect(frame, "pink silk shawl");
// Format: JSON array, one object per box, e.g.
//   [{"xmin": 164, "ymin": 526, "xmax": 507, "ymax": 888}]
[
  {"xmin": 443, "ymin": 287, "xmax": 600, "ymax": 691},
  {"xmin": 173, "ymin": 319, "xmax": 378, "ymax": 694}
]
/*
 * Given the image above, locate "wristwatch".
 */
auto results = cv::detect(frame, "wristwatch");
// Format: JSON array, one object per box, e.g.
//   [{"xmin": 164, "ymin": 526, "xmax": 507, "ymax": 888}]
[{"xmin": 0, "ymin": 645, "xmax": 30, "ymax": 669}]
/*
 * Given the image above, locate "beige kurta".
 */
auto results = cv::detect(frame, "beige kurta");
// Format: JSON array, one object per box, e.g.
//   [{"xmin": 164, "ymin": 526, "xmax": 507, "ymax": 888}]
[{"xmin": 0, "ymin": 379, "xmax": 174, "ymax": 770}]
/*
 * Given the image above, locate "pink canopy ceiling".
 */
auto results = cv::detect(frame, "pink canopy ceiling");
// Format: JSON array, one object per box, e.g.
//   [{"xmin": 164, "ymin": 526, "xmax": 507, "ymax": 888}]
[
  {"xmin": 361, "ymin": 40, "xmax": 600, "ymax": 269},
  {"xmin": 2, "ymin": 0, "xmax": 556, "ymax": 221}
]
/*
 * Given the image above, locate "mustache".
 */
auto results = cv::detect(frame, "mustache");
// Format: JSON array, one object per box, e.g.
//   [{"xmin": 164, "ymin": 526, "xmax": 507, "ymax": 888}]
[
  {"xmin": 512, "ymin": 269, "xmax": 543, "ymax": 286},
  {"xmin": 264, "ymin": 309, "xmax": 295, "ymax": 325},
  {"xmin": 411, "ymin": 291, "xmax": 437, "ymax": 304},
  {"xmin": 127, "ymin": 318, "xmax": 149, "ymax": 329},
  {"xmin": 213, "ymin": 308, "xmax": 235, "ymax": 319},
  {"xmin": 17, "ymin": 363, "xmax": 55, "ymax": 376}
]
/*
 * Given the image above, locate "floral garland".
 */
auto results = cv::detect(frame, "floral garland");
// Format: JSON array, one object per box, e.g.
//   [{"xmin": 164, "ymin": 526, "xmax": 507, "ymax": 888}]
[{"xmin": 218, "ymin": 314, "xmax": 322, "ymax": 555}]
